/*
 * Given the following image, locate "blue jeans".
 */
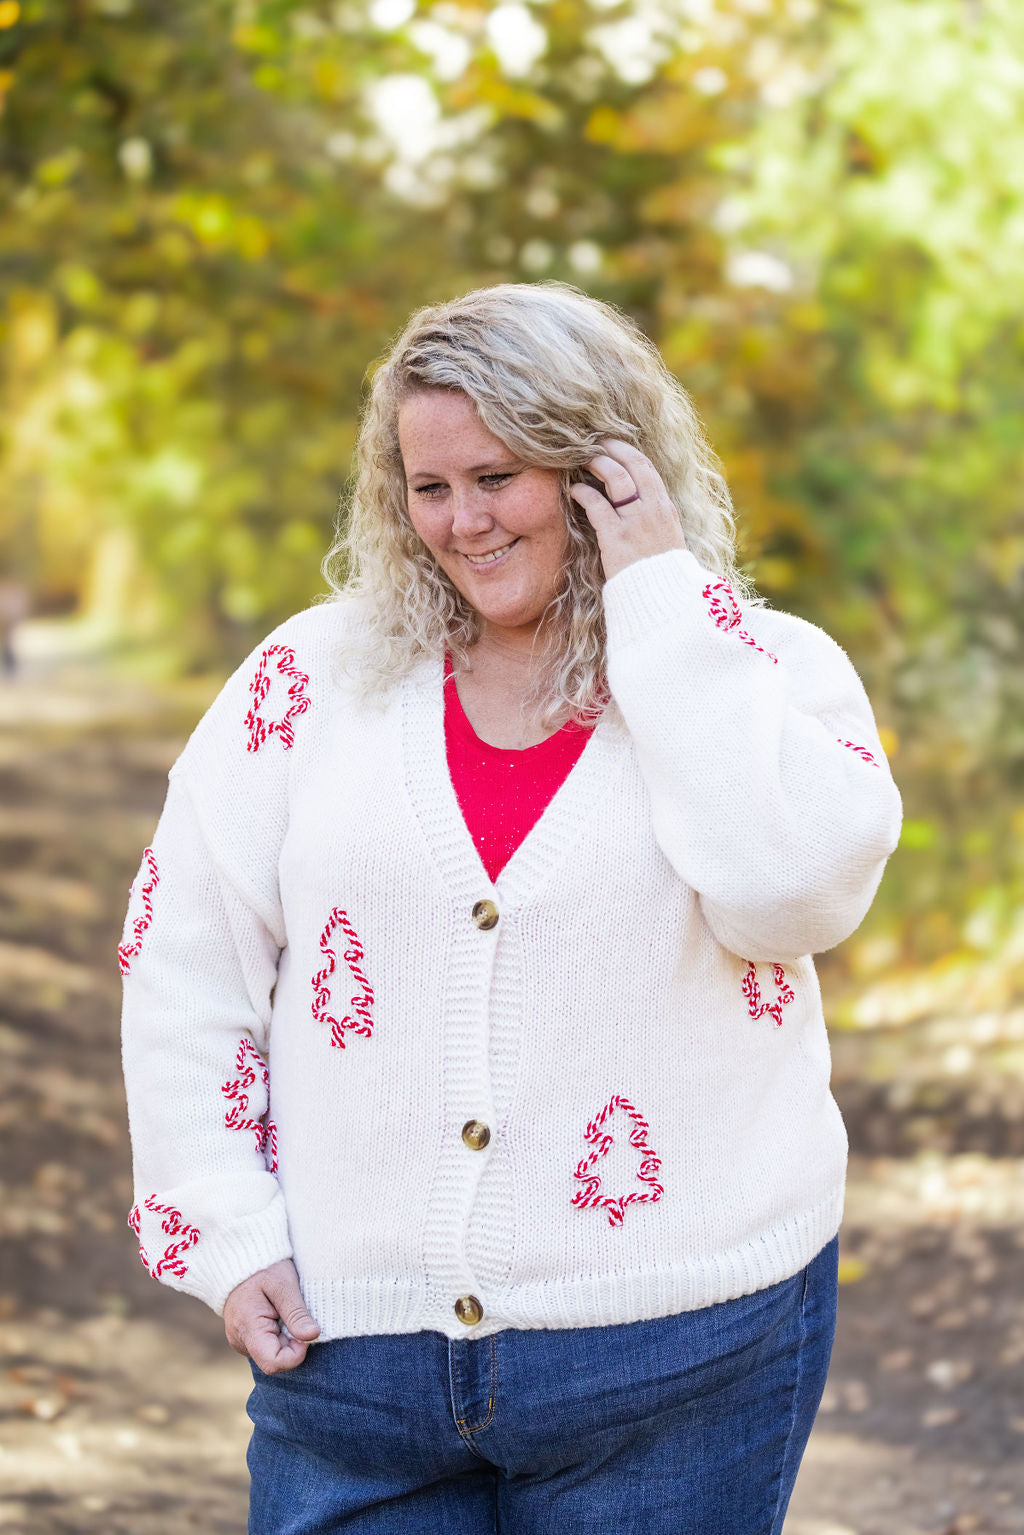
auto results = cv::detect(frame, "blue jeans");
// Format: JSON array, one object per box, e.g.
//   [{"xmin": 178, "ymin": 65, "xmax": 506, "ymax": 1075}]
[{"xmin": 247, "ymin": 1235, "xmax": 838, "ymax": 1534}]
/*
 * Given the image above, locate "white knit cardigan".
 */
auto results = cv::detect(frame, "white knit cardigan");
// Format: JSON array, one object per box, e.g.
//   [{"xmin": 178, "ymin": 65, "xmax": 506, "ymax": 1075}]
[{"xmin": 120, "ymin": 549, "xmax": 902, "ymax": 1341}]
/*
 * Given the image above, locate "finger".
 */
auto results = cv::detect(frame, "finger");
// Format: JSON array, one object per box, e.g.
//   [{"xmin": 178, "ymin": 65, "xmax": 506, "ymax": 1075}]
[
  {"xmin": 251, "ymin": 1330, "xmax": 313, "ymax": 1374},
  {"xmin": 247, "ymin": 1334, "xmax": 288, "ymax": 1374},
  {"xmin": 264, "ymin": 1278, "xmax": 321, "ymax": 1342},
  {"xmin": 242, "ymin": 1305, "xmax": 300, "ymax": 1374},
  {"xmin": 568, "ymin": 481, "xmax": 620, "ymax": 534},
  {"xmin": 594, "ymin": 439, "xmax": 662, "ymax": 498},
  {"xmin": 584, "ymin": 453, "xmax": 637, "ymax": 508},
  {"xmin": 281, "ymin": 1307, "xmax": 321, "ymax": 1342},
  {"xmin": 564, "ymin": 488, "xmax": 620, "ymax": 555},
  {"xmin": 265, "ymin": 1332, "xmax": 313, "ymax": 1373},
  {"xmin": 223, "ymin": 1292, "xmax": 256, "ymax": 1357}
]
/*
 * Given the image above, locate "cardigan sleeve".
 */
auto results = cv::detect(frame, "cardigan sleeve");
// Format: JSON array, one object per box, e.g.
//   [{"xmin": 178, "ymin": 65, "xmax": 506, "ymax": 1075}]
[
  {"xmin": 119, "ymin": 766, "xmax": 293, "ymax": 1315},
  {"xmin": 602, "ymin": 549, "xmax": 903, "ymax": 962}
]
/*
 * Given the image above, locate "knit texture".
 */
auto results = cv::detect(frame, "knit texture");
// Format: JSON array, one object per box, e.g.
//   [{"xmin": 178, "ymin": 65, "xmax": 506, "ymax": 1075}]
[{"xmin": 120, "ymin": 549, "xmax": 902, "ymax": 1340}]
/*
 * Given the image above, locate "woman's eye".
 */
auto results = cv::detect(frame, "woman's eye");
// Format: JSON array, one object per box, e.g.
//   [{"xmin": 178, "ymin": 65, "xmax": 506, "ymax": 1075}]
[{"xmin": 412, "ymin": 472, "xmax": 514, "ymax": 497}]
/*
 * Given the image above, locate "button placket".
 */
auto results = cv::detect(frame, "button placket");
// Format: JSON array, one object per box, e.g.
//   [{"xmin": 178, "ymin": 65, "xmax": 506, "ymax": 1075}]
[
  {"xmin": 421, "ymin": 900, "xmax": 499, "ymax": 1335},
  {"xmin": 400, "ymin": 673, "xmax": 505, "ymax": 1330}
]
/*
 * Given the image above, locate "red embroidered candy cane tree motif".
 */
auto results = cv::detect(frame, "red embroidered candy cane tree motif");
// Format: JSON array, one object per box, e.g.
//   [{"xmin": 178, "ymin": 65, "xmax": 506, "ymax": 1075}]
[
  {"xmin": 742, "ymin": 961, "xmax": 795, "ymax": 1028},
  {"xmin": 221, "ymin": 1037, "xmax": 279, "ymax": 1175},
  {"xmin": 127, "ymin": 1202, "xmax": 148, "ymax": 1270},
  {"xmin": 572, "ymin": 1095, "xmax": 664, "ymax": 1228},
  {"xmin": 118, "ymin": 848, "xmax": 159, "ymax": 977},
  {"xmin": 701, "ymin": 580, "xmax": 779, "ymax": 665},
  {"xmin": 837, "ymin": 738, "xmax": 880, "ymax": 767},
  {"xmin": 312, "ymin": 908, "xmax": 375, "ymax": 1050},
  {"xmin": 128, "ymin": 1195, "xmax": 201, "ymax": 1279},
  {"xmin": 245, "ymin": 644, "xmax": 310, "ymax": 752}
]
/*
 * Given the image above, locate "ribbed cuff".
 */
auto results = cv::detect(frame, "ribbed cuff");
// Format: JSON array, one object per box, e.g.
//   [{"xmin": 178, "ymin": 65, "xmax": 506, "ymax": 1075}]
[
  {"xmin": 602, "ymin": 548, "xmax": 716, "ymax": 649},
  {"xmin": 189, "ymin": 1197, "xmax": 294, "ymax": 1314},
  {"xmin": 135, "ymin": 1182, "xmax": 294, "ymax": 1316}
]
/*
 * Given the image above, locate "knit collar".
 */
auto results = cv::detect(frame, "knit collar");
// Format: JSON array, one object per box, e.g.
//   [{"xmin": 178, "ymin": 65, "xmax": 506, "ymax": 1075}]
[{"xmin": 402, "ymin": 654, "xmax": 628, "ymax": 913}]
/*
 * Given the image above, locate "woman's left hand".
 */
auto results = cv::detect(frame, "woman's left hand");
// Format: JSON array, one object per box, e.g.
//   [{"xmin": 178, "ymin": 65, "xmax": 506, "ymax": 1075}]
[{"xmin": 568, "ymin": 438, "xmax": 687, "ymax": 581}]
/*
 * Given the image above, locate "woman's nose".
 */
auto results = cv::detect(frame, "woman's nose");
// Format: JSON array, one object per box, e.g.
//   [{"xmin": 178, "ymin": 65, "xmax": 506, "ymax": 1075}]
[{"xmin": 450, "ymin": 490, "xmax": 495, "ymax": 538}]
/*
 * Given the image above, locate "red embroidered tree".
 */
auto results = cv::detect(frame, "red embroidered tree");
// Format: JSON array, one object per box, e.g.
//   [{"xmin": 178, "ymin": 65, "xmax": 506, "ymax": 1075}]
[
  {"xmin": 311, "ymin": 907, "xmax": 375, "ymax": 1049},
  {"xmin": 701, "ymin": 579, "xmax": 779, "ymax": 665},
  {"xmin": 221, "ymin": 1037, "xmax": 279, "ymax": 1174},
  {"xmin": 742, "ymin": 961, "xmax": 795, "ymax": 1028},
  {"xmin": 128, "ymin": 1195, "xmax": 200, "ymax": 1279},
  {"xmin": 118, "ymin": 847, "xmax": 159, "ymax": 977},
  {"xmin": 245, "ymin": 644, "xmax": 310, "ymax": 752},
  {"xmin": 572, "ymin": 1094, "xmax": 664, "ymax": 1228}
]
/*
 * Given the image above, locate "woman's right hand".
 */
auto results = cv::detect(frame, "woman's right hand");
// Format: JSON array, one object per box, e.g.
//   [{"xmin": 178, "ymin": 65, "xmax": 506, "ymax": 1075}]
[{"xmin": 223, "ymin": 1257, "xmax": 321, "ymax": 1374}]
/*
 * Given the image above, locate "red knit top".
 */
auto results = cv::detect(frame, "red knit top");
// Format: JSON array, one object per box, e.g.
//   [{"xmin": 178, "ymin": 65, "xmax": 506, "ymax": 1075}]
[{"xmin": 443, "ymin": 655, "xmax": 590, "ymax": 883}]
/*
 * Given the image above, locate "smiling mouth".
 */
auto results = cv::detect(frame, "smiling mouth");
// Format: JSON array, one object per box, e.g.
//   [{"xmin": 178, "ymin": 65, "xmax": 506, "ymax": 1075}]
[{"xmin": 462, "ymin": 539, "xmax": 519, "ymax": 566}]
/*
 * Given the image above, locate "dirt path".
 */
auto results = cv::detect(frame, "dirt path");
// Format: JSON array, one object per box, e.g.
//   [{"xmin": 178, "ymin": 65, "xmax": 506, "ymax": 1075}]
[{"xmin": 1, "ymin": 666, "xmax": 1021, "ymax": 1535}]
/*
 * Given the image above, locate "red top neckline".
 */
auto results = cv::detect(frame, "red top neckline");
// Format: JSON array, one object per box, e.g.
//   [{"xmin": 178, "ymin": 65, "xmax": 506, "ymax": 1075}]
[
  {"xmin": 442, "ymin": 653, "xmax": 587, "ymax": 756},
  {"xmin": 442, "ymin": 654, "xmax": 591, "ymax": 882}
]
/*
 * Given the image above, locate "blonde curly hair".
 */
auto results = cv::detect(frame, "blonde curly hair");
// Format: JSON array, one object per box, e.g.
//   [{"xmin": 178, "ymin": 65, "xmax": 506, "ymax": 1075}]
[{"xmin": 324, "ymin": 280, "xmax": 751, "ymax": 725}]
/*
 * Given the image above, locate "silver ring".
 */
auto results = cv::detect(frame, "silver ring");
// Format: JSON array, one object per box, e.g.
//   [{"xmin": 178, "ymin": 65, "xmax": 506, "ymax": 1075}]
[{"xmin": 610, "ymin": 492, "xmax": 640, "ymax": 509}]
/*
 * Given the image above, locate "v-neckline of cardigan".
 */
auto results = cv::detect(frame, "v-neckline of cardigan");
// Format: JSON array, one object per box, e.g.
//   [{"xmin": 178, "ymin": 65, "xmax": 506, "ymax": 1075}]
[{"xmin": 401, "ymin": 655, "xmax": 627, "ymax": 912}]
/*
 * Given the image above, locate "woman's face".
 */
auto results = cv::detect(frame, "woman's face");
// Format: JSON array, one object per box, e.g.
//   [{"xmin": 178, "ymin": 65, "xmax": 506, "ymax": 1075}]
[{"xmin": 398, "ymin": 389, "xmax": 570, "ymax": 645}]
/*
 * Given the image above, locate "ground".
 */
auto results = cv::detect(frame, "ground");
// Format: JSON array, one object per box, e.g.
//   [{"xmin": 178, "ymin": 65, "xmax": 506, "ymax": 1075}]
[{"xmin": 0, "ymin": 666, "xmax": 1021, "ymax": 1535}]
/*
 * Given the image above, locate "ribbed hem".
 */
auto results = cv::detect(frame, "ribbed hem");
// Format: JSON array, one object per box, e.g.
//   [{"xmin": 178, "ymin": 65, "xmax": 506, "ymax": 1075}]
[
  {"xmin": 489, "ymin": 1187, "xmax": 845, "ymax": 1337},
  {"xmin": 295, "ymin": 1186, "xmax": 844, "ymax": 1343},
  {"xmin": 301, "ymin": 1277, "xmax": 428, "ymax": 1338},
  {"xmin": 602, "ymin": 548, "xmax": 713, "ymax": 650}
]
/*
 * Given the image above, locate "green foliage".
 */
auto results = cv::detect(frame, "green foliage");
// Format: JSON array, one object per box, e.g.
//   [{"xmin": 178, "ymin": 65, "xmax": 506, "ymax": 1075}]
[{"xmin": 1, "ymin": 0, "xmax": 1021, "ymax": 982}]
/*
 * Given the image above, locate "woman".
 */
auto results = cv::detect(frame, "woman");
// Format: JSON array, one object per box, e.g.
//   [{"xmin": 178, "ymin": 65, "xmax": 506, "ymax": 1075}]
[{"xmin": 120, "ymin": 281, "xmax": 902, "ymax": 1534}]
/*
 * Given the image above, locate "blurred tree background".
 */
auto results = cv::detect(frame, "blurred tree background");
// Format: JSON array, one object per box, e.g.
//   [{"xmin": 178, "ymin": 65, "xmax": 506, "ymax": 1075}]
[{"xmin": 1, "ymin": 0, "xmax": 1022, "ymax": 1013}]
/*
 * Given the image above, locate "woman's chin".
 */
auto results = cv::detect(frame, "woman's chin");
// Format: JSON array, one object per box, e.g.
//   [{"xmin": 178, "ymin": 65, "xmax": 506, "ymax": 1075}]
[
  {"xmin": 471, "ymin": 600, "xmax": 550, "ymax": 639},
  {"xmin": 455, "ymin": 580, "xmax": 544, "ymax": 632}
]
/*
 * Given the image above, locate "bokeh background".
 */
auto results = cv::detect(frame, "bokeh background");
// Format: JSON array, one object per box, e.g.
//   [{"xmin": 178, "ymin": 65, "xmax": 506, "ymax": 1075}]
[{"xmin": 1, "ymin": 1, "xmax": 1022, "ymax": 1531}]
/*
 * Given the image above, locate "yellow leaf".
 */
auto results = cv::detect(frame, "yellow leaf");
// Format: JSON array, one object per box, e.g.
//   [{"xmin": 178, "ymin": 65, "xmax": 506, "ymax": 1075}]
[
  {"xmin": 254, "ymin": 64, "xmax": 285, "ymax": 92},
  {"xmin": 37, "ymin": 149, "xmax": 82, "ymax": 186},
  {"xmin": 236, "ymin": 217, "xmax": 269, "ymax": 261},
  {"xmin": 588, "ymin": 92, "xmax": 713, "ymax": 154},
  {"xmin": 232, "ymin": 24, "xmax": 280, "ymax": 55},
  {"xmin": 837, "ymin": 1256, "xmax": 867, "ymax": 1285},
  {"xmin": 475, "ymin": 77, "xmax": 561, "ymax": 128},
  {"xmin": 0, "ymin": 2, "xmax": 20, "ymax": 28},
  {"xmin": 190, "ymin": 197, "xmax": 233, "ymax": 244},
  {"xmin": 313, "ymin": 58, "xmax": 347, "ymax": 101},
  {"xmin": 585, "ymin": 105, "xmax": 620, "ymax": 146}
]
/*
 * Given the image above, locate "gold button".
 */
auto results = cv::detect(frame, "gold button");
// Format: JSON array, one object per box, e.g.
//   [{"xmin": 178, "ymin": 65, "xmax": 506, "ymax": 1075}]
[
  {"xmin": 454, "ymin": 1294, "xmax": 483, "ymax": 1326},
  {"xmin": 461, "ymin": 1119, "xmax": 491, "ymax": 1151},
  {"xmin": 471, "ymin": 899, "xmax": 499, "ymax": 931}
]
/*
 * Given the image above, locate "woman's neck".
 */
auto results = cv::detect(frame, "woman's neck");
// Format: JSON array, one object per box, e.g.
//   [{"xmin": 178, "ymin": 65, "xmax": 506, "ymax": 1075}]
[{"xmin": 453, "ymin": 628, "xmax": 556, "ymax": 749}]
